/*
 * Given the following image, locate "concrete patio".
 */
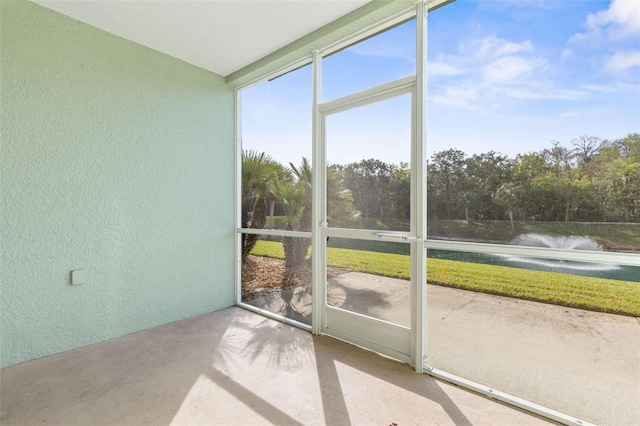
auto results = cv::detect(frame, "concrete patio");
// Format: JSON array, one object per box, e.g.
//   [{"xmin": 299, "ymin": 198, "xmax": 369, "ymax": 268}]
[
  {"xmin": 1, "ymin": 307, "xmax": 554, "ymax": 425},
  {"xmin": 245, "ymin": 272, "xmax": 640, "ymax": 425}
]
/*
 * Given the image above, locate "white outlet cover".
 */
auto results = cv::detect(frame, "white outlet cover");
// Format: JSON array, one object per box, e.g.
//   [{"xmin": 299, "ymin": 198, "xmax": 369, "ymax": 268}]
[{"xmin": 71, "ymin": 269, "xmax": 86, "ymax": 285}]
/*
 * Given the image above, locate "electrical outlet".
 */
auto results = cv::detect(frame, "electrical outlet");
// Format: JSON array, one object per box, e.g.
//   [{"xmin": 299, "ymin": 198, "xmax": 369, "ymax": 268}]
[{"xmin": 70, "ymin": 269, "xmax": 86, "ymax": 285}]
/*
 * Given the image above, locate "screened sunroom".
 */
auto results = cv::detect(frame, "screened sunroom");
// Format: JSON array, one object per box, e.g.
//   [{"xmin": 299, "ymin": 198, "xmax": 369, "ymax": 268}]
[{"xmin": 2, "ymin": 1, "xmax": 638, "ymax": 425}]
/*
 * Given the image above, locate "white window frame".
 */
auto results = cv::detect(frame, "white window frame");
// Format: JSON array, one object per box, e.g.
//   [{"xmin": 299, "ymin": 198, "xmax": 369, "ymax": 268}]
[{"xmin": 233, "ymin": 2, "xmax": 631, "ymax": 424}]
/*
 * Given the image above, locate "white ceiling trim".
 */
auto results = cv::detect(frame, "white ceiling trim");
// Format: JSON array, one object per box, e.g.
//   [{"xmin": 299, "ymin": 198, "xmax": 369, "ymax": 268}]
[{"xmin": 32, "ymin": 0, "xmax": 372, "ymax": 76}]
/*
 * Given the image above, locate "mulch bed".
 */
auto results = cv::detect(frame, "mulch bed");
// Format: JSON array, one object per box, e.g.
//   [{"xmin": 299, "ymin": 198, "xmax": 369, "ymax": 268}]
[{"xmin": 241, "ymin": 255, "xmax": 348, "ymax": 301}]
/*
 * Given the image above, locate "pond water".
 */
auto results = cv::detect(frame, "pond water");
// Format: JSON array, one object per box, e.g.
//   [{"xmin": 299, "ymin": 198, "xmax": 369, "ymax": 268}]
[
  {"xmin": 321, "ymin": 233, "xmax": 639, "ymax": 282},
  {"xmin": 429, "ymin": 234, "xmax": 639, "ymax": 283}
]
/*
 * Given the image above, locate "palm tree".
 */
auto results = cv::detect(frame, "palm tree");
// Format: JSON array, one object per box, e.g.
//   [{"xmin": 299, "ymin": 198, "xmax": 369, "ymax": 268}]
[
  {"xmin": 276, "ymin": 157, "xmax": 357, "ymax": 277},
  {"xmin": 288, "ymin": 158, "xmax": 314, "ymax": 266},
  {"xmin": 268, "ymin": 176, "xmax": 310, "ymax": 271},
  {"xmin": 241, "ymin": 150, "xmax": 286, "ymax": 261}
]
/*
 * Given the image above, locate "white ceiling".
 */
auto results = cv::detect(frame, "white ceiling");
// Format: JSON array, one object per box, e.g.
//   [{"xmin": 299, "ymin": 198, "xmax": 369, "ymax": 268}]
[{"xmin": 33, "ymin": 0, "xmax": 372, "ymax": 77}]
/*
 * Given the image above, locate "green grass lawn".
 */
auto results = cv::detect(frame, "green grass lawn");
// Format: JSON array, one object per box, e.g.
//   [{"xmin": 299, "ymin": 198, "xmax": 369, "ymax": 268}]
[{"xmin": 251, "ymin": 240, "xmax": 640, "ymax": 317}]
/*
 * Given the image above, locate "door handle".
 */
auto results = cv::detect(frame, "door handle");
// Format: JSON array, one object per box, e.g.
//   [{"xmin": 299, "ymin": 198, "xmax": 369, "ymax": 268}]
[{"xmin": 375, "ymin": 232, "xmax": 418, "ymax": 241}]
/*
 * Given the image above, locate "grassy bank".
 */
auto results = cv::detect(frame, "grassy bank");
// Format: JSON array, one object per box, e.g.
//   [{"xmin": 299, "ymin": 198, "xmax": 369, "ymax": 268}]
[
  {"xmin": 251, "ymin": 240, "xmax": 640, "ymax": 317},
  {"xmin": 264, "ymin": 217, "xmax": 640, "ymax": 252},
  {"xmin": 428, "ymin": 219, "xmax": 640, "ymax": 252}
]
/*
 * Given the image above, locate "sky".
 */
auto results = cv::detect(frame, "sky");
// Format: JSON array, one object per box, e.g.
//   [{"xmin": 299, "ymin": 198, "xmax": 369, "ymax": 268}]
[{"xmin": 241, "ymin": 0, "xmax": 640, "ymax": 167}]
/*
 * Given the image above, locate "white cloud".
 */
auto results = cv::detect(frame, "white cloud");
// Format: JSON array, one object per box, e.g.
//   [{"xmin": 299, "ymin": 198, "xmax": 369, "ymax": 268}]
[
  {"xmin": 482, "ymin": 56, "xmax": 546, "ymax": 84},
  {"xmin": 561, "ymin": 48, "xmax": 574, "ymax": 58},
  {"xmin": 469, "ymin": 37, "xmax": 544, "ymax": 85},
  {"xmin": 474, "ymin": 37, "xmax": 534, "ymax": 59},
  {"xmin": 440, "ymin": 85, "xmax": 479, "ymax": 106},
  {"xmin": 583, "ymin": 81, "xmax": 640, "ymax": 93},
  {"xmin": 430, "ymin": 35, "xmax": 552, "ymax": 109},
  {"xmin": 582, "ymin": 84, "xmax": 617, "ymax": 93},
  {"xmin": 501, "ymin": 87, "xmax": 586, "ymax": 101},
  {"xmin": 347, "ymin": 39, "xmax": 414, "ymax": 61},
  {"xmin": 568, "ymin": 33, "xmax": 587, "ymax": 44},
  {"xmin": 604, "ymin": 50, "xmax": 640, "ymax": 71},
  {"xmin": 586, "ymin": 0, "xmax": 640, "ymax": 40},
  {"xmin": 429, "ymin": 62, "xmax": 463, "ymax": 77},
  {"xmin": 571, "ymin": 0, "xmax": 640, "ymax": 43}
]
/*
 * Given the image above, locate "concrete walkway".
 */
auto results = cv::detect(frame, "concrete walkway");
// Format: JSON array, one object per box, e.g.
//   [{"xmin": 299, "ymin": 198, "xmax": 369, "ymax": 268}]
[{"xmin": 246, "ymin": 272, "xmax": 640, "ymax": 426}]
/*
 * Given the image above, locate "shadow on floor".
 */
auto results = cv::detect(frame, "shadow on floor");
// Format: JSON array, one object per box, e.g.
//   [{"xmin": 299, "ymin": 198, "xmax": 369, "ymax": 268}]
[{"xmin": 0, "ymin": 307, "xmax": 550, "ymax": 425}]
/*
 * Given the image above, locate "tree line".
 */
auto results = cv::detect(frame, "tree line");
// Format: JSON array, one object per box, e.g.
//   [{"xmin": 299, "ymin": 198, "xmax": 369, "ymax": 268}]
[
  {"xmin": 426, "ymin": 133, "xmax": 639, "ymax": 225},
  {"xmin": 242, "ymin": 133, "xmax": 639, "ymax": 270}
]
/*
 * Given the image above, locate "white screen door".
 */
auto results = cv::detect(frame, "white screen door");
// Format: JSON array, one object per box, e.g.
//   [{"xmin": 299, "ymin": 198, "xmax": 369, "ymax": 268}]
[{"xmin": 318, "ymin": 78, "xmax": 418, "ymax": 363}]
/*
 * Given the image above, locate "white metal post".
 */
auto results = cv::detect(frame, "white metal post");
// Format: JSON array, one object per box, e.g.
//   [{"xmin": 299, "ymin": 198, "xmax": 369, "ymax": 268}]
[
  {"xmin": 234, "ymin": 88, "xmax": 243, "ymax": 305},
  {"xmin": 311, "ymin": 50, "xmax": 325, "ymax": 335},
  {"xmin": 413, "ymin": 0, "xmax": 428, "ymax": 374}
]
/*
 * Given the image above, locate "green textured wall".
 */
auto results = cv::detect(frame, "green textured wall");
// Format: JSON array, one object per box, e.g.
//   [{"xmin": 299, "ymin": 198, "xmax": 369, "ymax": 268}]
[{"xmin": 0, "ymin": 1, "xmax": 235, "ymax": 367}]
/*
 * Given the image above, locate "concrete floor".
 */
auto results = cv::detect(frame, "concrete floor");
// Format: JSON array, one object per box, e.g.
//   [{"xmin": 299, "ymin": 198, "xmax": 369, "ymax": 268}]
[
  {"xmin": 244, "ymin": 273, "xmax": 640, "ymax": 426},
  {"xmin": 0, "ymin": 307, "xmax": 553, "ymax": 426}
]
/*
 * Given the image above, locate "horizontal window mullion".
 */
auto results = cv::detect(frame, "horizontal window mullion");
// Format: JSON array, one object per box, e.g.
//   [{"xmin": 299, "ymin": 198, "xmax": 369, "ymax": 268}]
[
  {"xmin": 238, "ymin": 228, "xmax": 312, "ymax": 239},
  {"xmin": 319, "ymin": 76, "xmax": 415, "ymax": 115},
  {"xmin": 324, "ymin": 227, "xmax": 413, "ymax": 242}
]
